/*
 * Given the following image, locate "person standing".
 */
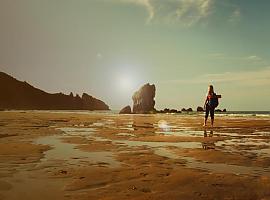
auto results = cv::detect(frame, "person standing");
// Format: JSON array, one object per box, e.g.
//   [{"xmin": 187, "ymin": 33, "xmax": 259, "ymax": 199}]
[{"xmin": 203, "ymin": 85, "xmax": 219, "ymax": 127}]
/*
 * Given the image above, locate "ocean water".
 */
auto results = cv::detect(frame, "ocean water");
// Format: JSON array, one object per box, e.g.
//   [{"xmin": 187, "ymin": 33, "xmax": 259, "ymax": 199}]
[
  {"xmin": 209, "ymin": 111, "xmax": 270, "ymax": 118},
  {"xmin": 2, "ymin": 109, "xmax": 270, "ymax": 118}
]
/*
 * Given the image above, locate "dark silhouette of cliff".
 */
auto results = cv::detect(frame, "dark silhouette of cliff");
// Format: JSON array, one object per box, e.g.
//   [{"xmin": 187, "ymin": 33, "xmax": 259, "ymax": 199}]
[{"xmin": 0, "ymin": 72, "xmax": 109, "ymax": 110}]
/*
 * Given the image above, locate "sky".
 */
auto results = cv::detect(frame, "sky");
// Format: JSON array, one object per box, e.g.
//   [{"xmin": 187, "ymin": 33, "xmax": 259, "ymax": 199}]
[{"xmin": 0, "ymin": 0, "xmax": 270, "ymax": 111}]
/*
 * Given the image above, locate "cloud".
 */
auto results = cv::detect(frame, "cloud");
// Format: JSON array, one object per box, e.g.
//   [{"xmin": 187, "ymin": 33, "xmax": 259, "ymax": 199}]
[
  {"xmin": 245, "ymin": 55, "xmax": 262, "ymax": 61},
  {"xmin": 207, "ymin": 53, "xmax": 226, "ymax": 59},
  {"xmin": 119, "ymin": 0, "xmax": 154, "ymax": 22},
  {"xmin": 112, "ymin": 0, "xmax": 244, "ymax": 26},
  {"xmin": 116, "ymin": 0, "xmax": 214, "ymax": 26},
  {"xmin": 164, "ymin": 67, "xmax": 270, "ymax": 86},
  {"xmin": 208, "ymin": 53, "xmax": 264, "ymax": 63},
  {"xmin": 228, "ymin": 7, "xmax": 241, "ymax": 24}
]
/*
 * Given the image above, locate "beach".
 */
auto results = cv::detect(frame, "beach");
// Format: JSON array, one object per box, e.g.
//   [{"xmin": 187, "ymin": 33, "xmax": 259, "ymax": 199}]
[{"xmin": 0, "ymin": 111, "xmax": 270, "ymax": 200}]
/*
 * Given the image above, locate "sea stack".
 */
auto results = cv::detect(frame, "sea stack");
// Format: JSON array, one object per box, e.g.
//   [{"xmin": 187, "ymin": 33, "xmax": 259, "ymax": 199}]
[{"xmin": 132, "ymin": 83, "xmax": 156, "ymax": 114}]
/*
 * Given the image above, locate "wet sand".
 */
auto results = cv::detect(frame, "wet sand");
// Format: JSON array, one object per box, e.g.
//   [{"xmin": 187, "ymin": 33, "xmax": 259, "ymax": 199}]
[{"xmin": 0, "ymin": 111, "xmax": 270, "ymax": 200}]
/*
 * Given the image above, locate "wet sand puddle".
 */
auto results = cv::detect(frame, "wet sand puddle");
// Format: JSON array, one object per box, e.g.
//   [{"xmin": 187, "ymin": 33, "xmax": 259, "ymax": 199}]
[
  {"xmin": 161, "ymin": 125, "xmax": 270, "ymax": 158},
  {"xmin": 215, "ymin": 130, "xmax": 270, "ymax": 157},
  {"xmin": 155, "ymin": 148, "xmax": 270, "ymax": 177},
  {"xmin": 35, "ymin": 127, "xmax": 121, "ymax": 168},
  {"xmin": 35, "ymin": 135, "xmax": 120, "ymax": 168}
]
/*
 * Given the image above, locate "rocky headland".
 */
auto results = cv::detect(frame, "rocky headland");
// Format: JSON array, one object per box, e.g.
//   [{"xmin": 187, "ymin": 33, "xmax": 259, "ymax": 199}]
[{"xmin": 0, "ymin": 72, "xmax": 109, "ymax": 110}]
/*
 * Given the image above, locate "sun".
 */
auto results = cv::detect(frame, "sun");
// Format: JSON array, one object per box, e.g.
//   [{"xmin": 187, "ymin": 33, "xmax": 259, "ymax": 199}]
[{"xmin": 118, "ymin": 76, "xmax": 133, "ymax": 91}]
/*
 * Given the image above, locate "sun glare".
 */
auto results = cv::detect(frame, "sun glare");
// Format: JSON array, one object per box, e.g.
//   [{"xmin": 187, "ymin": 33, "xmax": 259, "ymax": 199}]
[{"xmin": 118, "ymin": 76, "xmax": 133, "ymax": 91}]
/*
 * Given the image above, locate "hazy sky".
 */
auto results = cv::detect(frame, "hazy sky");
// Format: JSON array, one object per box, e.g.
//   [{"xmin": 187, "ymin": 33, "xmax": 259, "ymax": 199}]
[{"xmin": 1, "ymin": 0, "xmax": 270, "ymax": 111}]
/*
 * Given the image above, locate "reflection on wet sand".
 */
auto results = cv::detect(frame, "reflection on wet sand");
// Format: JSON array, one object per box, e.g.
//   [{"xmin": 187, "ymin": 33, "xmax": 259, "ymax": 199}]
[{"xmin": 202, "ymin": 130, "xmax": 215, "ymax": 150}]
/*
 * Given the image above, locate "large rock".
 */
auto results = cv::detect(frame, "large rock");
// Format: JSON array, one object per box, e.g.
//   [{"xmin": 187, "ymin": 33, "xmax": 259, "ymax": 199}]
[
  {"xmin": 119, "ymin": 105, "xmax": 132, "ymax": 114},
  {"xmin": 132, "ymin": 83, "xmax": 156, "ymax": 114}
]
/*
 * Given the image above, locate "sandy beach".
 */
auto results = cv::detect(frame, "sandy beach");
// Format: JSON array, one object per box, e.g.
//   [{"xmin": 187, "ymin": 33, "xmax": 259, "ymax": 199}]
[{"xmin": 0, "ymin": 111, "xmax": 270, "ymax": 200}]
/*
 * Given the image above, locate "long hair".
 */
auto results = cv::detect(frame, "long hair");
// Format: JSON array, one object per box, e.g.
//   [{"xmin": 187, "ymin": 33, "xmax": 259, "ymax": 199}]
[{"xmin": 208, "ymin": 85, "xmax": 214, "ymax": 96}]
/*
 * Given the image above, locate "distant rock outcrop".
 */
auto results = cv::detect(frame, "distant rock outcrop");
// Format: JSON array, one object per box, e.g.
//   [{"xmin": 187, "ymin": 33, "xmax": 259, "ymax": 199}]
[
  {"xmin": 119, "ymin": 105, "xmax": 132, "ymax": 114},
  {"xmin": 158, "ymin": 108, "xmax": 181, "ymax": 114},
  {"xmin": 0, "ymin": 72, "xmax": 109, "ymax": 110},
  {"xmin": 197, "ymin": 106, "xmax": 204, "ymax": 112},
  {"xmin": 187, "ymin": 108, "xmax": 193, "ymax": 112},
  {"xmin": 132, "ymin": 83, "xmax": 156, "ymax": 114}
]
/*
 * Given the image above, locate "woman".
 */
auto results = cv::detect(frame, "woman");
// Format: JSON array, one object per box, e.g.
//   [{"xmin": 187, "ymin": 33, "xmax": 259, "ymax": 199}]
[{"xmin": 203, "ymin": 85, "xmax": 218, "ymax": 127}]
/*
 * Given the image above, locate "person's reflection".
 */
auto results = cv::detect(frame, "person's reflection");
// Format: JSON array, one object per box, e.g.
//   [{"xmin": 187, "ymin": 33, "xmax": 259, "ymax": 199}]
[
  {"xmin": 202, "ymin": 130, "xmax": 215, "ymax": 150},
  {"xmin": 132, "ymin": 116, "xmax": 155, "ymax": 136},
  {"xmin": 209, "ymin": 130, "xmax": 213, "ymax": 137}
]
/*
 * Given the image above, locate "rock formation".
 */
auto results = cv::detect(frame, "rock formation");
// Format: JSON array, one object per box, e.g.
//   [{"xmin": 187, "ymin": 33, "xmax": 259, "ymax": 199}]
[
  {"xmin": 0, "ymin": 72, "xmax": 109, "ymax": 110},
  {"xmin": 197, "ymin": 106, "xmax": 204, "ymax": 112},
  {"xmin": 132, "ymin": 83, "xmax": 156, "ymax": 114},
  {"xmin": 187, "ymin": 108, "xmax": 193, "ymax": 112},
  {"xmin": 158, "ymin": 108, "xmax": 181, "ymax": 114},
  {"xmin": 119, "ymin": 105, "xmax": 132, "ymax": 114}
]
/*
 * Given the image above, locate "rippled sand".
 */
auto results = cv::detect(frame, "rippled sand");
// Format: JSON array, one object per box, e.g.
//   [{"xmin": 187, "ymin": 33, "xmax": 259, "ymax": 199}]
[{"xmin": 0, "ymin": 111, "xmax": 270, "ymax": 200}]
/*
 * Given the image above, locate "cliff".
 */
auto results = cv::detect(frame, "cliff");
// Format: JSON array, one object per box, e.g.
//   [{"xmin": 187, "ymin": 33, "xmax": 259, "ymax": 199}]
[{"xmin": 0, "ymin": 72, "xmax": 109, "ymax": 110}]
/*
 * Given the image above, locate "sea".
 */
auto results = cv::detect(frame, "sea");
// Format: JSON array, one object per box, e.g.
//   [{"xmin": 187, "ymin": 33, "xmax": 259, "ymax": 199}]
[{"xmin": 2, "ymin": 110, "xmax": 270, "ymax": 118}]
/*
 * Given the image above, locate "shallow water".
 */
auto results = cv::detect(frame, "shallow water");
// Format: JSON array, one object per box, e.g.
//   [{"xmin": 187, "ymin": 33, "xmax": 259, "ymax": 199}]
[
  {"xmin": 35, "ymin": 135, "xmax": 121, "ymax": 168},
  {"xmin": 112, "ymin": 139, "xmax": 202, "ymax": 149}
]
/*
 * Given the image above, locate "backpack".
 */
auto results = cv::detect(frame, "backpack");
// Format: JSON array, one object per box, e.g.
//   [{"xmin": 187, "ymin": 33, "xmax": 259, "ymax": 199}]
[{"xmin": 208, "ymin": 93, "xmax": 219, "ymax": 108}]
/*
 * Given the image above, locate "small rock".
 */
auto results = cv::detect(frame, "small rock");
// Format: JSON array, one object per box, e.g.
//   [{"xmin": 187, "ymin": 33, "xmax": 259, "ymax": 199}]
[
  {"xmin": 140, "ymin": 188, "xmax": 151, "ymax": 193},
  {"xmin": 197, "ymin": 106, "xmax": 204, "ymax": 112},
  {"xmin": 59, "ymin": 170, "xmax": 67, "ymax": 174},
  {"xmin": 119, "ymin": 105, "xmax": 132, "ymax": 114},
  {"xmin": 131, "ymin": 186, "xmax": 137, "ymax": 190},
  {"xmin": 187, "ymin": 108, "xmax": 193, "ymax": 112}
]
